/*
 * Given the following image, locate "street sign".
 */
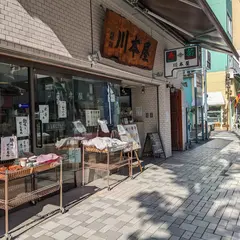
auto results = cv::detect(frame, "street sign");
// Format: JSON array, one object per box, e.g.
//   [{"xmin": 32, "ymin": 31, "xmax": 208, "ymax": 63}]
[{"xmin": 164, "ymin": 46, "xmax": 201, "ymax": 78}]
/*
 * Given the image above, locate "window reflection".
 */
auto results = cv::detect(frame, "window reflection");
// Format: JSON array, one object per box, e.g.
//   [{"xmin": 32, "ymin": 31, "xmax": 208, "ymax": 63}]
[
  {"xmin": 73, "ymin": 77, "xmax": 120, "ymax": 134},
  {"xmin": 0, "ymin": 63, "xmax": 29, "ymax": 137}
]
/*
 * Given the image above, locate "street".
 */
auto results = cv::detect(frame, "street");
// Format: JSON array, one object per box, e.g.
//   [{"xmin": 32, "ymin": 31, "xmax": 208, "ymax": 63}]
[{"xmin": 2, "ymin": 131, "xmax": 240, "ymax": 240}]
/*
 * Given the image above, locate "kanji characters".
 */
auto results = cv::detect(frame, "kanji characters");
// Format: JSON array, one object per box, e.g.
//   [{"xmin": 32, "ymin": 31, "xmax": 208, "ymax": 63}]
[
  {"xmin": 140, "ymin": 41, "xmax": 151, "ymax": 62},
  {"xmin": 113, "ymin": 30, "xmax": 129, "ymax": 53},
  {"xmin": 129, "ymin": 35, "xmax": 140, "ymax": 58}
]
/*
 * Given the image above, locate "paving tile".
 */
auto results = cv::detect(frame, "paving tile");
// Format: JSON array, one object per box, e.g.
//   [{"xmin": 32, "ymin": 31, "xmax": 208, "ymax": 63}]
[
  {"xmin": 32, "ymin": 229, "xmax": 48, "ymax": 238},
  {"xmin": 52, "ymin": 230, "xmax": 72, "ymax": 240},
  {"xmin": 195, "ymin": 226, "xmax": 206, "ymax": 234},
  {"xmin": 72, "ymin": 214, "xmax": 91, "ymax": 222},
  {"xmin": 207, "ymin": 223, "xmax": 217, "ymax": 230},
  {"xmin": 192, "ymin": 220, "xmax": 209, "ymax": 228},
  {"xmin": 58, "ymin": 217, "xmax": 76, "ymax": 226},
  {"xmin": 66, "ymin": 235, "xmax": 85, "ymax": 240},
  {"xmin": 215, "ymin": 227, "xmax": 233, "ymax": 238},
  {"xmin": 151, "ymin": 229, "xmax": 171, "ymax": 239},
  {"xmin": 35, "ymin": 236, "xmax": 54, "ymax": 240},
  {"xmin": 202, "ymin": 232, "xmax": 221, "ymax": 240},
  {"xmin": 182, "ymin": 231, "xmax": 193, "ymax": 239},
  {"xmin": 180, "ymin": 223, "xmax": 197, "ymax": 232},
  {"xmin": 168, "ymin": 226, "xmax": 185, "ymax": 237},
  {"xmin": 40, "ymin": 221, "xmax": 60, "ymax": 231},
  {"xmin": 117, "ymin": 213, "xmax": 134, "ymax": 222},
  {"xmin": 170, "ymin": 236, "xmax": 180, "ymax": 240},
  {"xmin": 71, "ymin": 226, "xmax": 90, "ymax": 236},
  {"xmin": 87, "ymin": 221, "xmax": 105, "ymax": 231}
]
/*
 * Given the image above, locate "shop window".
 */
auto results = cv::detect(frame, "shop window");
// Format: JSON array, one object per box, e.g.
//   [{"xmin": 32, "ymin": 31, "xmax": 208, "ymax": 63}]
[
  {"xmin": 35, "ymin": 74, "xmax": 74, "ymax": 152},
  {"xmin": 73, "ymin": 77, "xmax": 120, "ymax": 135},
  {"xmin": 0, "ymin": 62, "xmax": 29, "ymax": 157}
]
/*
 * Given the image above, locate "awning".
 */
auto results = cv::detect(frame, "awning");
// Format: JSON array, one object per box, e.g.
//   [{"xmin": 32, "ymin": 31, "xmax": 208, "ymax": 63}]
[
  {"xmin": 127, "ymin": 0, "xmax": 239, "ymax": 59},
  {"xmin": 207, "ymin": 92, "xmax": 225, "ymax": 106}
]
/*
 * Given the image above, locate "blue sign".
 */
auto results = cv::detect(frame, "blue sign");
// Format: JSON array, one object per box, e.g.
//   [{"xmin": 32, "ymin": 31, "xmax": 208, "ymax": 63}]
[{"xmin": 18, "ymin": 104, "xmax": 29, "ymax": 109}]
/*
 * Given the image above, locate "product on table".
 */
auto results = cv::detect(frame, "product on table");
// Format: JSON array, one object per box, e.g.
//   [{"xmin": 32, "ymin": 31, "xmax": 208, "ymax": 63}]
[
  {"xmin": 0, "ymin": 167, "xmax": 7, "ymax": 172},
  {"xmin": 8, "ymin": 165, "xmax": 22, "ymax": 171}
]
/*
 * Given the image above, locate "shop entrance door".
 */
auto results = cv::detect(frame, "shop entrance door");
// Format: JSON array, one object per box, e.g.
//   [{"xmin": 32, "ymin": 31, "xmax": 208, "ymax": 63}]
[{"xmin": 170, "ymin": 90, "xmax": 183, "ymax": 151}]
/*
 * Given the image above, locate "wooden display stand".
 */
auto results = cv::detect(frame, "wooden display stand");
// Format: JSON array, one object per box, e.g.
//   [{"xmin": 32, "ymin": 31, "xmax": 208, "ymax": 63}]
[
  {"xmin": 0, "ymin": 160, "xmax": 64, "ymax": 240},
  {"xmin": 117, "ymin": 124, "xmax": 143, "ymax": 173},
  {"xmin": 82, "ymin": 144, "xmax": 133, "ymax": 191}
]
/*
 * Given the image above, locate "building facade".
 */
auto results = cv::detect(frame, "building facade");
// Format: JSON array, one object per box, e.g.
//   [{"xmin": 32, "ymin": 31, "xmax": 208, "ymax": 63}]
[
  {"xmin": 206, "ymin": 0, "xmax": 240, "ymax": 129},
  {"xmin": 0, "ymin": 0, "xmax": 191, "ymax": 187}
]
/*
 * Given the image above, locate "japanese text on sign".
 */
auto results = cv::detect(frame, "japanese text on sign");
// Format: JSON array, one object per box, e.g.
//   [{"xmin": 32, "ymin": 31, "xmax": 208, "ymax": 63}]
[
  {"xmin": 16, "ymin": 116, "xmax": 29, "ymax": 137},
  {"xmin": 18, "ymin": 139, "xmax": 30, "ymax": 156},
  {"xmin": 58, "ymin": 101, "xmax": 67, "ymax": 119},
  {"xmin": 39, "ymin": 105, "xmax": 49, "ymax": 124},
  {"xmin": 1, "ymin": 136, "xmax": 18, "ymax": 160},
  {"xmin": 164, "ymin": 46, "xmax": 201, "ymax": 78},
  {"xmin": 101, "ymin": 9, "xmax": 158, "ymax": 70}
]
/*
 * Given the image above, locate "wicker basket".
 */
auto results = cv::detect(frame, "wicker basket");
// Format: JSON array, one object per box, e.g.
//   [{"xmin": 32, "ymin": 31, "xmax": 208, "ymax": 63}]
[
  {"xmin": 7, "ymin": 168, "xmax": 33, "ymax": 180},
  {"xmin": 85, "ymin": 146, "xmax": 108, "ymax": 153},
  {"xmin": 34, "ymin": 161, "xmax": 59, "ymax": 173}
]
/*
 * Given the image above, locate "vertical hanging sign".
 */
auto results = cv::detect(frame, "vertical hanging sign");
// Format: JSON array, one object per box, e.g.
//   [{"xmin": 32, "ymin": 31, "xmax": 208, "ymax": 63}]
[
  {"xmin": 58, "ymin": 101, "xmax": 67, "ymax": 118},
  {"xmin": 16, "ymin": 116, "xmax": 29, "ymax": 137},
  {"xmin": 39, "ymin": 105, "xmax": 49, "ymax": 123}
]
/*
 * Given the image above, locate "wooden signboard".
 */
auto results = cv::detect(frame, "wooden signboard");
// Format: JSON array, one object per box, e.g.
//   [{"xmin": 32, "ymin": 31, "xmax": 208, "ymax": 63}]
[
  {"xmin": 143, "ymin": 132, "xmax": 166, "ymax": 159},
  {"xmin": 101, "ymin": 9, "xmax": 158, "ymax": 70}
]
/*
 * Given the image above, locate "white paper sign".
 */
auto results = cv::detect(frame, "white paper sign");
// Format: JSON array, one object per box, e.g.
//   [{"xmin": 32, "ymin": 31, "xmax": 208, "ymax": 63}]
[
  {"xmin": 16, "ymin": 116, "xmax": 29, "ymax": 137},
  {"xmin": 98, "ymin": 119, "xmax": 109, "ymax": 133},
  {"xmin": 73, "ymin": 120, "xmax": 86, "ymax": 133},
  {"xmin": 117, "ymin": 125, "xmax": 127, "ymax": 135},
  {"xmin": 123, "ymin": 124, "xmax": 141, "ymax": 149},
  {"xmin": 58, "ymin": 101, "xmax": 67, "ymax": 118},
  {"xmin": 85, "ymin": 110, "xmax": 100, "ymax": 127},
  {"xmin": 39, "ymin": 105, "xmax": 49, "ymax": 123},
  {"xmin": 136, "ymin": 107, "xmax": 143, "ymax": 117},
  {"xmin": 18, "ymin": 139, "xmax": 30, "ymax": 156},
  {"xmin": 1, "ymin": 136, "xmax": 18, "ymax": 160},
  {"xmin": 164, "ymin": 46, "xmax": 200, "ymax": 78}
]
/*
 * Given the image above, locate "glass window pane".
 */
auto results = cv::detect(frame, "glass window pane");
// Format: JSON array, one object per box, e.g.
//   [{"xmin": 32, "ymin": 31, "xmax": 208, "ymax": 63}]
[
  {"xmin": 0, "ymin": 63, "xmax": 29, "ymax": 158},
  {"xmin": 73, "ymin": 77, "xmax": 120, "ymax": 135}
]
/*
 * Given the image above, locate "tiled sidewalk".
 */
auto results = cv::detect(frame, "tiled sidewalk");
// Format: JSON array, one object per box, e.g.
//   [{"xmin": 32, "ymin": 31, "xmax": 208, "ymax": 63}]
[{"xmin": 3, "ymin": 131, "xmax": 240, "ymax": 240}]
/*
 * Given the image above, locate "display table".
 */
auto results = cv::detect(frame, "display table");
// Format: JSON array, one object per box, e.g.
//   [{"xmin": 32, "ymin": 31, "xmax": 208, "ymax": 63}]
[
  {"xmin": 82, "ymin": 144, "xmax": 133, "ymax": 190},
  {"xmin": 0, "ymin": 160, "xmax": 64, "ymax": 240}
]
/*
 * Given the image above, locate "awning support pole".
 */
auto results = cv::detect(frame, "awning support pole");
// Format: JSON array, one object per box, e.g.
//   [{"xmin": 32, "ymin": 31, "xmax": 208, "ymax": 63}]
[
  {"xmin": 194, "ymin": 72, "xmax": 198, "ymax": 143},
  {"xmin": 203, "ymin": 50, "xmax": 208, "ymax": 139}
]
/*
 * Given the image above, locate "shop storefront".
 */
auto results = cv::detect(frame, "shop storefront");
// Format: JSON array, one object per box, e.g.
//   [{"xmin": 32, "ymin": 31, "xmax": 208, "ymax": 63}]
[{"xmin": 0, "ymin": 55, "xmax": 159, "ymax": 183}]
